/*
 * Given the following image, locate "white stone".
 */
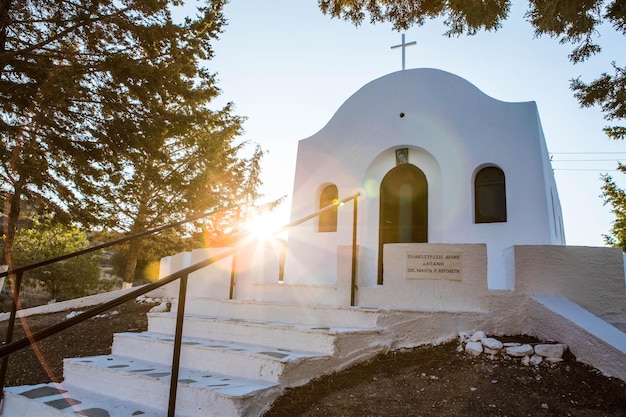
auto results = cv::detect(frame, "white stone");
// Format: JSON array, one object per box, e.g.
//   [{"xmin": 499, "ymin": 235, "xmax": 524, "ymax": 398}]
[
  {"xmin": 150, "ymin": 302, "xmax": 170, "ymax": 313},
  {"xmin": 521, "ymin": 355, "xmax": 530, "ymax": 366},
  {"xmin": 66, "ymin": 311, "xmax": 83, "ymax": 319},
  {"xmin": 530, "ymin": 354, "xmax": 543, "ymax": 366},
  {"xmin": 465, "ymin": 341, "xmax": 483, "ymax": 356},
  {"xmin": 503, "ymin": 342, "xmax": 521, "ymax": 347},
  {"xmin": 469, "ymin": 331, "xmax": 486, "ymax": 342},
  {"xmin": 482, "ymin": 337, "xmax": 503, "ymax": 350},
  {"xmin": 505, "ymin": 344, "xmax": 534, "ymax": 357},
  {"xmin": 534, "ymin": 344, "xmax": 566, "ymax": 358},
  {"xmin": 484, "ymin": 347, "xmax": 500, "ymax": 355},
  {"xmin": 459, "ymin": 331, "xmax": 472, "ymax": 344}
]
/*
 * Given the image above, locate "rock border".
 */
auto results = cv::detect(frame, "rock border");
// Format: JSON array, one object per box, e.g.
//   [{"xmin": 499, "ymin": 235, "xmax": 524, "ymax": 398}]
[{"xmin": 458, "ymin": 331, "xmax": 568, "ymax": 367}]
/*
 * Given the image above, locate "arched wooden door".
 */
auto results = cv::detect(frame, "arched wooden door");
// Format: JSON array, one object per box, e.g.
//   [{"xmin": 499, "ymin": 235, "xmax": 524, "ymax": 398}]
[{"xmin": 378, "ymin": 164, "xmax": 428, "ymax": 284}]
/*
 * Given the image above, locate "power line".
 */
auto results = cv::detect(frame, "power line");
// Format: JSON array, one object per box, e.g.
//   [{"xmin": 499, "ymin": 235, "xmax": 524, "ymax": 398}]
[
  {"xmin": 550, "ymin": 152, "xmax": 626, "ymax": 155},
  {"xmin": 552, "ymin": 159, "xmax": 624, "ymax": 162},
  {"xmin": 553, "ymin": 168, "xmax": 619, "ymax": 172}
]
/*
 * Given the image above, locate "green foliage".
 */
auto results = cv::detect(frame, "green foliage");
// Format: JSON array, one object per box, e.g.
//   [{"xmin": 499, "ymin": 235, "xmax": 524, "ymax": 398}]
[
  {"xmin": 318, "ymin": 0, "xmax": 510, "ymax": 33},
  {"xmin": 0, "ymin": 0, "xmax": 260, "ymax": 280},
  {"xmin": 601, "ymin": 163, "xmax": 626, "ymax": 251},
  {"xmin": 12, "ymin": 219, "xmax": 102, "ymax": 301},
  {"xmin": 572, "ymin": 63, "xmax": 626, "ymax": 140},
  {"xmin": 317, "ymin": 0, "xmax": 626, "ymax": 138}
]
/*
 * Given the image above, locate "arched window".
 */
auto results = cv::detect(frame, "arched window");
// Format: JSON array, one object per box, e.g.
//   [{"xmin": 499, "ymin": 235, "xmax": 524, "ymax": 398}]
[
  {"xmin": 475, "ymin": 167, "xmax": 507, "ymax": 223},
  {"xmin": 318, "ymin": 184, "xmax": 338, "ymax": 232}
]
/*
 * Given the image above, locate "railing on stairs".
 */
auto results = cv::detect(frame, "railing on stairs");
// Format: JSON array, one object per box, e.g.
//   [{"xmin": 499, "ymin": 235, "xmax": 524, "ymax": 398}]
[{"xmin": 0, "ymin": 192, "xmax": 359, "ymax": 417}]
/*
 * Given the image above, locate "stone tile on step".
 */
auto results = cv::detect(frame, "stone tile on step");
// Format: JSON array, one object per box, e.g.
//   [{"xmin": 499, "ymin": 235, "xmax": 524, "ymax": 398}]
[
  {"xmin": 3, "ymin": 382, "xmax": 167, "ymax": 417},
  {"xmin": 110, "ymin": 331, "xmax": 329, "ymax": 384},
  {"xmin": 60, "ymin": 355, "xmax": 282, "ymax": 417}
]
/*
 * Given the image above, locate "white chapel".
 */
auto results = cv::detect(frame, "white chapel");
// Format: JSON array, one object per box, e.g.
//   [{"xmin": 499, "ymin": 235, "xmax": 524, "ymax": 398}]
[
  {"xmin": 285, "ymin": 68, "xmax": 565, "ymax": 290},
  {"xmin": 4, "ymin": 69, "xmax": 626, "ymax": 417}
]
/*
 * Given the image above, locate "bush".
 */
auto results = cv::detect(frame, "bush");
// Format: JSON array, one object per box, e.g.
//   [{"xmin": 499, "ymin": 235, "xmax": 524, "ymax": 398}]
[{"xmin": 12, "ymin": 220, "xmax": 101, "ymax": 301}]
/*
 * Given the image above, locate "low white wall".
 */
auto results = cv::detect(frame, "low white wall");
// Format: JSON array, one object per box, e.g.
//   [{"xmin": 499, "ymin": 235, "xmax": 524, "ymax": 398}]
[
  {"xmin": 187, "ymin": 248, "xmax": 234, "ymax": 300},
  {"xmin": 233, "ymin": 240, "xmax": 283, "ymax": 286},
  {"xmin": 0, "ymin": 265, "xmax": 7, "ymax": 293},
  {"xmin": 163, "ymin": 242, "xmax": 286, "ymax": 311},
  {"xmin": 507, "ymin": 245, "xmax": 626, "ymax": 326},
  {"xmin": 358, "ymin": 243, "xmax": 490, "ymax": 311},
  {"xmin": 282, "ymin": 230, "xmax": 345, "ymax": 286},
  {"xmin": 0, "ymin": 286, "xmax": 150, "ymax": 321},
  {"xmin": 233, "ymin": 244, "xmax": 353, "ymax": 307},
  {"xmin": 529, "ymin": 294, "xmax": 626, "ymax": 381},
  {"xmin": 158, "ymin": 251, "xmax": 191, "ymax": 299}
]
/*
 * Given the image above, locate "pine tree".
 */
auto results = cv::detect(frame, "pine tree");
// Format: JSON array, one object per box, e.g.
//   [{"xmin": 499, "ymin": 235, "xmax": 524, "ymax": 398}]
[
  {"xmin": 602, "ymin": 163, "xmax": 626, "ymax": 251},
  {"xmin": 318, "ymin": 0, "xmax": 626, "ymax": 139},
  {"xmin": 0, "ymin": 0, "xmax": 253, "ymax": 278},
  {"xmin": 81, "ymin": 122, "xmax": 262, "ymax": 286}
]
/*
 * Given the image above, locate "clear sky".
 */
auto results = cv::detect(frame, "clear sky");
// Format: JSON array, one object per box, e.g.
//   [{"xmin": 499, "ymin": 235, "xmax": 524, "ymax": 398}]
[{"xmin": 197, "ymin": 1, "xmax": 625, "ymax": 247}]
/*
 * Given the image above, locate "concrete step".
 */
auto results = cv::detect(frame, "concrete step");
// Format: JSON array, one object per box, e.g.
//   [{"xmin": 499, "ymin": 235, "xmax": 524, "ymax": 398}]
[
  {"xmin": 2, "ymin": 382, "xmax": 167, "ymax": 417},
  {"xmin": 2, "ymin": 300, "xmax": 395, "ymax": 417},
  {"xmin": 147, "ymin": 312, "xmax": 389, "ymax": 354},
  {"xmin": 178, "ymin": 298, "xmax": 384, "ymax": 329},
  {"xmin": 110, "ymin": 331, "xmax": 332, "ymax": 385},
  {"xmin": 3, "ymin": 355, "xmax": 280, "ymax": 417}
]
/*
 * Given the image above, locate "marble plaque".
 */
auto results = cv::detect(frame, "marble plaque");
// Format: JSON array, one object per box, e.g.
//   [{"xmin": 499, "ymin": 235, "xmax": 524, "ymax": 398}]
[{"xmin": 406, "ymin": 251, "xmax": 462, "ymax": 280}]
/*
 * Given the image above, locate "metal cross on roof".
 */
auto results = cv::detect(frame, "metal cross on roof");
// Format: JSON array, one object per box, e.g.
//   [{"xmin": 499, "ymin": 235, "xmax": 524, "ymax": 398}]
[{"xmin": 391, "ymin": 34, "xmax": 417, "ymax": 71}]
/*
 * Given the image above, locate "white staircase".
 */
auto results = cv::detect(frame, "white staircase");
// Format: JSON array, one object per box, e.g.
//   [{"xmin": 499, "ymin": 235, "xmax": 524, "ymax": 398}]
[{"xmin": 1, "ymin": 299, "xmax": 394, "ymax": 417}]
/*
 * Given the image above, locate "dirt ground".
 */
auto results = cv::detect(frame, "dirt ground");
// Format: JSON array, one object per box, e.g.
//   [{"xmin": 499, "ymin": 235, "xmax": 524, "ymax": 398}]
[
  {"xmin": 264, "ymin": 340, "xmax": 626, "ymax": 417},
  {"xmin": 1, "ymin": 301, "xmax": 625, "ymax": 417},
  {"xmin": 0, "ymin": 300, "xmax": 156, "ymax": 386}
]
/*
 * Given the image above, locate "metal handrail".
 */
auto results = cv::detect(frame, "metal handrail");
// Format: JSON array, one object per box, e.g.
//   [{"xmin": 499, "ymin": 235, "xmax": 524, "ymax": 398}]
[
  {"xmin": 0, "ymin": 204, "xmax": 243, "ymax": 414},
  {"xmin": 0, "ymin": 193, "xmax": 360, "ymax": 417},
  {"xmin": 0, "ymin": 205, "xmax": 241, "ymax": 281}
]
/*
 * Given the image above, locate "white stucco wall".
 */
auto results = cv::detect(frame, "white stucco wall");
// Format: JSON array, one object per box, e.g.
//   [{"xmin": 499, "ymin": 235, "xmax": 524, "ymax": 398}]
[
  {"xmin": 284, "ymin": 68, "xmax": 565, "ymax": 290},
  {"xmin": 507, "ymin": 245, "xmax": 626, "ymax": 326}
]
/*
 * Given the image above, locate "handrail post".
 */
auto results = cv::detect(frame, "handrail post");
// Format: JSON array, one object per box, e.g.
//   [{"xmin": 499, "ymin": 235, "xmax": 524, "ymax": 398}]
[
  {"xmin": 229, "ymin": 253, "xmax": 236, "ymax": 300},
  {"xmin": 167, "ymin": 273, "xmax": 189, "ymax": 417},
  {"xmin": 350, "ymin": 197, "xmax": 358, "ymax": 307},
  {"xmin": 0, "ymin": 270, "xmax": 24, "ymax": 406}
]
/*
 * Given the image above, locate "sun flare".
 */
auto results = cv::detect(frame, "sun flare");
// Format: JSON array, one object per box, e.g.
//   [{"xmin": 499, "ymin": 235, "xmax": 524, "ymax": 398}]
[{"xmin": 245, "ymin": 211, "xmax": 285, "ymax": 241}]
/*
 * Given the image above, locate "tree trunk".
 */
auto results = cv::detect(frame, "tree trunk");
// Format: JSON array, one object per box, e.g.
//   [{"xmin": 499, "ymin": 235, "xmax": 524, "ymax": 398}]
[
  {"xmin": 2, "ymin": 187, "xmax": 22, "ymax": 271},
  {"xmin": 0, "ymin": 0, "xmax": 12, "ymax": 53},
  {"xmin": 123, "ymin": 238, "xmax": 141, "ymax": 289},
  {"xmin": 2, "ymin": 187, "xmax": 22, "ymax": 302}
]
